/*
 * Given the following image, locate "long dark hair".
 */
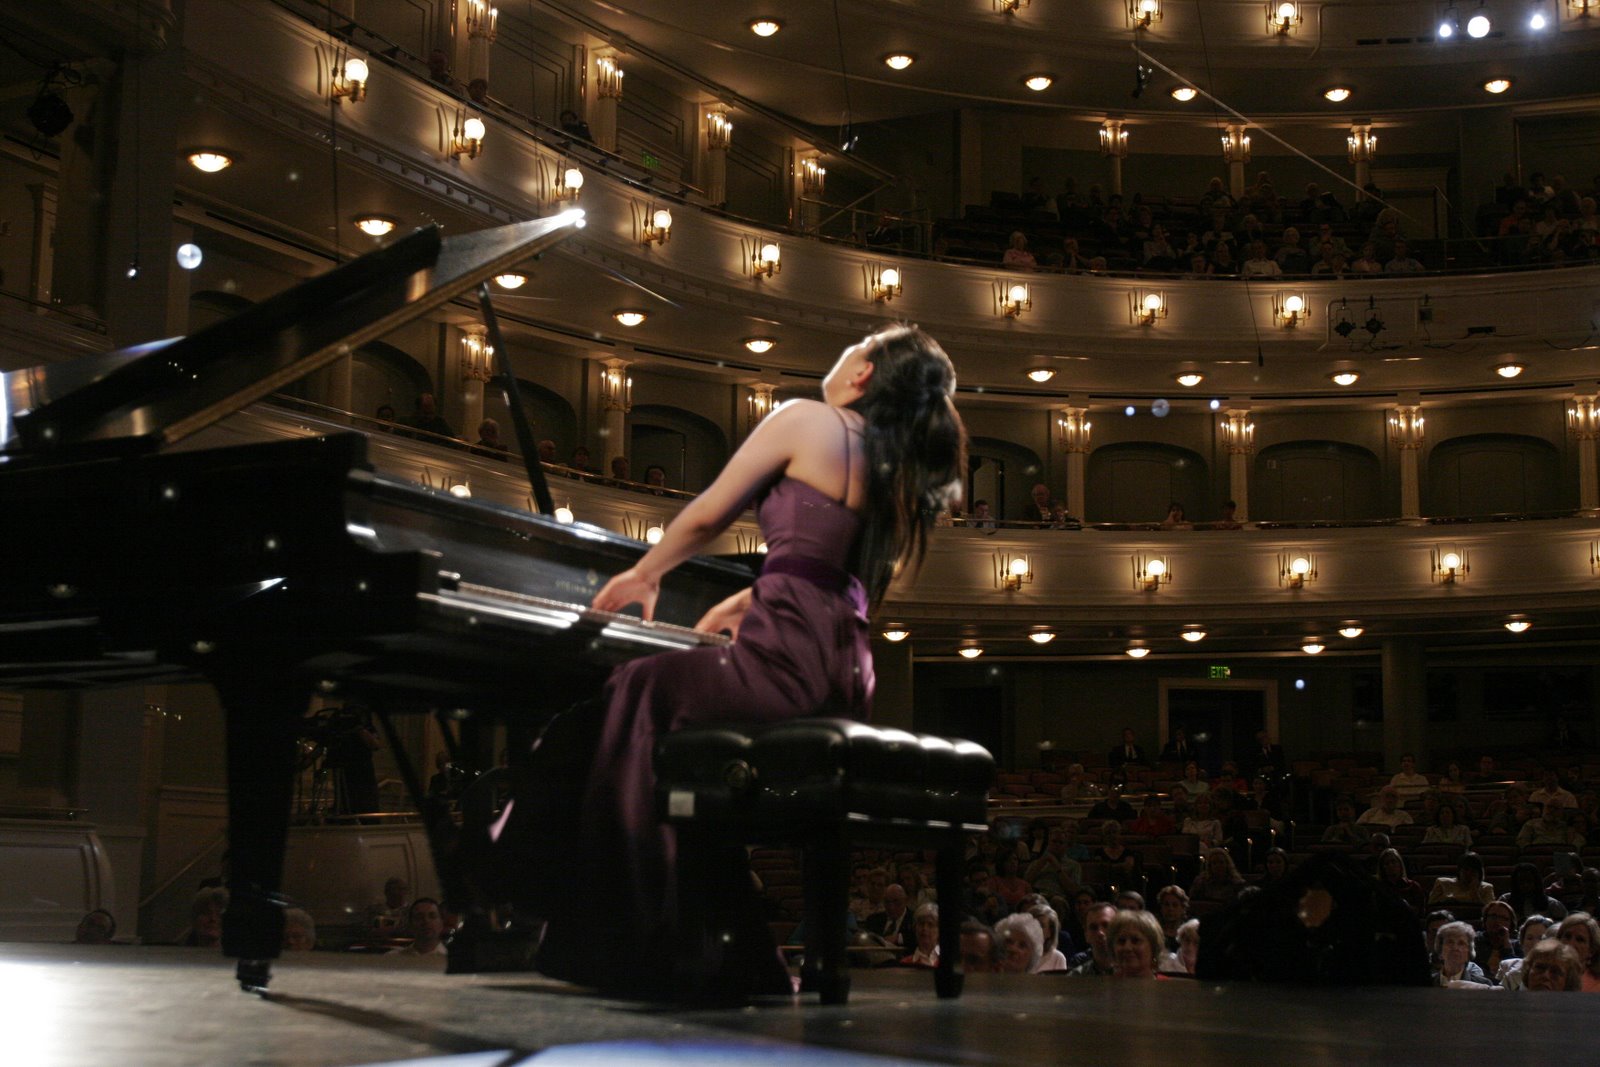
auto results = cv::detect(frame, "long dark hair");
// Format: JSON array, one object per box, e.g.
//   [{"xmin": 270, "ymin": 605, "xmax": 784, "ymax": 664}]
[{"xmin": 849, "ymin": 324, "xmax": 966, "ymax": 608}]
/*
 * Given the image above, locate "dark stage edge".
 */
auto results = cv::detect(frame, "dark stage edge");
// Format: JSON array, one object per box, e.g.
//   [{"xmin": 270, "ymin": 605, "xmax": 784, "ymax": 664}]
[{"xmin": 2, "ymin": 943, "xmax": 1594, "ymax": 1067}]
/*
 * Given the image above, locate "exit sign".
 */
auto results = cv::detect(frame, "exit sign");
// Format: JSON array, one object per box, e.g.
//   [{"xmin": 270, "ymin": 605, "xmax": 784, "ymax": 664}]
[{"xmin": 1209, "ymin": 665, "xmax": 1232, "ymax": 679}]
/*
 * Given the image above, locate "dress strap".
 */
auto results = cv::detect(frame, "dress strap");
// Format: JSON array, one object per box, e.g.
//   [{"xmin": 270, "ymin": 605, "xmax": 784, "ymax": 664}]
[{"xmin": 830, "ymin": 406, "xmax": 854, "ymax": 506}]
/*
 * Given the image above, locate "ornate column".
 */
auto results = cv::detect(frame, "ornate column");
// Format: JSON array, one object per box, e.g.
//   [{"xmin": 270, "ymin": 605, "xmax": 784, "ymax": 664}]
[
  {"xmin": 591, "ymin": 53, "xmax": 623, "ymax": 154},
  {"xmin": 1222, "ymin": 408, "xmax": 1255, "ymax": 520},
  {"xmin": 599, "ymin": 358, "xmax": 632, "ymax": 473},
  {"xmin": 1389, "ymin": 400, "xmax": 1425, "ymax": 520},
  {"xmin": 1221, "ymin": 124, "xmax": 1250, "ymax": 200},
  {"xmin": 1099, "ymin": 120, "xmax": 1128, "ymax": 198},
  {"xmin": 1569, "ymin": 392, "xmax": 1600, "ymax": 513},
  {"xmin": 1348, "ymin": 122, "xmax": 1377, "ymax": 199},
  {"xmin": 1056, "ymin": 405, "xmax": 1091, "ymax": 521},
  {"xmin": 703, "ymin": 104, "xmax": 731, "ymax": 207},
  {"xmin": 464, "ymin": 0, "xmax": 496, "ymax": 101}
]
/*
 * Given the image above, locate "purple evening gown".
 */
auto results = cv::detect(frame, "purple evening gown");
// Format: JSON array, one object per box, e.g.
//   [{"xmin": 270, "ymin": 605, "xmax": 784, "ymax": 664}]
[{"xmin": 538, "ymin": 475, "xmax": 873, "ymax": 990}]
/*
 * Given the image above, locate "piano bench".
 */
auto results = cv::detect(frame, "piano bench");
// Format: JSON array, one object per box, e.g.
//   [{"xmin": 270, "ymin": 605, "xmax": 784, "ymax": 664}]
[{"xmin": 654, "ymin": 718, "xmax": 994, "ymax": 1005}]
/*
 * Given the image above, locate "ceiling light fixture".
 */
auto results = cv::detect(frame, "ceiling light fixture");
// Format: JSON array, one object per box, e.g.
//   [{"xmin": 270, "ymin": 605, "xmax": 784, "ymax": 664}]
[
  {"xmin": 1504, "ymin": 616, "xmax": 1532, "ymax": 633},
  {"xmin": 1484, "ymin": 78, "xmax": 1513, "ymax": 94},
  {"xmin": 1495, "ymin": 361, "xmax": 1525, "ymax": 378},
  {"xmin": 1023, "ymin": 74, "xmax": 1054, "ymax": 92},
  {"xmin": 1027, "ymin": 367, "xmax": 1057, "ymax": 383},
  {"xmin": 1323, "ymin": 86, "xmax": 1352, "ymax": 102},
  {"xmin": 613, "ymin": 310, "xmax": 647, "ymax": 327},
  {"xmin": 1180, "ymin": 627, "xmax": 1206, "ymax": 643},
  {"xmin": 1467, "ymin": 4, "xmax": 1493, "ymax": 36},
  {"xmin": 1439, "ymin": 4, "xmax": 1461, "ymax": 36},
  {"xmin": 882, "ymin": 624, "xmax": 910, "ymax": 642},
  {"xmin": 1170, "ymin": 86, "xmax": 1198, "ymax": 102},
  {"xmin": 187, "ymin": 150, "xmax": 233, "ymax": 173},
  {"xmin": 1029, "ymin": 629, "xmax": 1057, "ymax": 645},
  {"xmin": 1301, "ymin": 639, "xmax": 1325, "ymax": 655},
  {"xmin": 1330, "ymin": 370, "xmax": 1361, "ymax": 386},
  {"xmin": 354, "ymin": 215, "xmax": 397, "ymax": 236},
  {"xmin": 1125, "ymin": 644, "xmax": 1151, "ymax": 658},
  {"xmin": 743, "ymin": 337, "xmax": 777, "ymax": 354},
  {"xmin": 1175, "ymin": 372, "xmax": 1204, "ymax": 387},
  {"xmin": 958, "ymin": 643, "xmax": 984, "ymax": 659},
  {"xmin": 883, "ymin": 53, "xmax": 915, "ymax": 70},
  {"xmin": 1338, "ymin": 623, "xmax": 1365, "ymax": 638},
  {"xmin": 494, "ymin": 273, "xmax": 527, "ymax": 289},
  {"xmin": 749, "ymin": 18, "xmax": 782, "ymax": 37}
]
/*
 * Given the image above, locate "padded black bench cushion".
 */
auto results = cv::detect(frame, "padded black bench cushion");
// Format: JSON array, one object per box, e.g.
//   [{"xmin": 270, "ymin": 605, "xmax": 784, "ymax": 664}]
[{"xmin": 656, "ymin": 718, "xmax": 992, "ymax": 832}]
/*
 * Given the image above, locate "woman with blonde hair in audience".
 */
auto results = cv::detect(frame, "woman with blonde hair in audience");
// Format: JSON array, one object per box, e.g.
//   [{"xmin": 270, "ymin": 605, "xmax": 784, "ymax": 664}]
[
  {"xmin": 1026, "ymin": 903, "xmax": 1069, "ymax": 972},
  {"xmin": 1377, "ymin": 848, "xmax": 1426, "ymax": 915},
  {"xmin": 1496, "ymin": 915, "xmax": 1556, "ymax": 989},
  {"xmin": 1175, "ymin": 918, "xmax": 1201, "ymax": 975},
  {"xmin": 1433, "ymin": 920, "xmax": 1492, "ymax": 986},
  {"xmin": 1190, "ymin": 847, "xmax": 1245, "ymax": 906},
  {"xmin": 1182, "ymin": 793, "xmax": 1224, "ymax": 849},
  {"xmin": 994, "ymin": 912, "xmax": 1044, "ymax": 974},
  {"xmin": 1553, "ymin": 912, "xmax": 1600, "ymax": 992},
  {"xmin": 1108, "ymin": 909, "xmax": 1168, "ymax": 979},
  {"xmin": 1522, "ymin": 939, "xmax": 1584, "ymax": 992}
]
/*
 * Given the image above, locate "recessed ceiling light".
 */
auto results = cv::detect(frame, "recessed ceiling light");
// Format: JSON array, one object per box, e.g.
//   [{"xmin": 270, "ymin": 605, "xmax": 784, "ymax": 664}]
[
  {"xmin": 1027, "ymin": 367, "xmax": 1056, "ymax": 382},
  {"xmin": 1504, "ymin": 617, "xmax": 1531, "ymax": 633},
  {"xmin": 494, "ymin": 273, "xmax": 527, "ymax": 289},
  {"xmin": 882, "ymin": 624, "xmax": 910, "ymax": 642},
  {"xmin": 1467, "ymin": 11, "xmax": 1492, "ymax": 37},
  {"xmin": 1483, "ymin": 78, "xmax": 1512, "ymax": 94},
  {"xmin": 1125, "ymin": 645, "xmax": 1150, "ymax": 659},
  {"xmin": 1338, "ymin": 624, "xmax": 1365, "ymax": 639},
  {"xmin": 743, "ymin": 337, "xmax": 776, "ymax": 353},
  {"xmin": 613, "ymin": 310, "xmax": 647, "ymax": 327},
  {"xmin": 1028, "ymin": 630, "xmax": 1056, "ymax": 644},
  {"xmin": 749, "ymin": 18, "xmax": 782, "ymax": 37},
  {"xmin": 1323, "ymin": 87, "xmax": 1352, "ymax": 103},
  {"xmin": 883, "ymin": 53, "xmax": 915, "ymax": 70},
  {"xmin": 1180, "ymin": 627, "xmax": 1206, "ymax": 642},
  {"xmin": 1170, "ymin": 86, "xmax": 1197, "ymax": 102},
  {"xmin": 1023, "ymin": 75, "xmax": 1054, "ymax": 92},
  {"xmin": 1301, "ymin": 639, "xmax": 1325, "ymax": 654},
  {"xmin": 354, "ymin": 215, "xmax": 397, "ymax": 236},
  {"xmin": 1175, "ymin": 372, "xmax": 1204, "ymax": 387},
  {"xmin": 1329, "ymin": 370, "xmax": 1360, "ymax": 386},
  {"xmin": 958, "ymin": 644, "xmax": 984, "ymax": 659},
  {"xmin": 187, "ymin": 151, "xmax": 233, "ymax": 173},
  {"xmin": 1496, "ymin": 361, "xmax": 1525, "ymax": 378}
]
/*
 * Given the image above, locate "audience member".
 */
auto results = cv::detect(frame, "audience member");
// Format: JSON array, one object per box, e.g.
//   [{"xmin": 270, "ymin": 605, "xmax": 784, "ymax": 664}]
[
  {"xmin": 1161, "ymin": 501, "xmax": 1193, "ymax": 529},
  {"xmin": 1109, "ymin": 909, "xmax": 1167, "ymax": 979},
  {"xmin": 994, "ymin": 912, "xmax": 1045, "ymax": 974},
  {"xmin": 1554, "ymin": 912, "xmax": 1600, "ymax": 991},
  {"xmin": 959, "ymin": 919, "xmax": 1002, "ymax": 973},
  {"xmin": 1522, "ymin": 938, "xmax": 1584, "ymax": 992},
  {"xmin": 1027, "ymin": 903, "xmax": 1069, "ymax": 972},
  {"xmin": 1427, "ymin": 853, "xmax": 1495, "ymax": 909},
  {"xmin": 1377, "ymin": 849, "xmax": 1426, "ymax": 915},
  {"xmin": 1190, "ymin": 847, "xmax": 1245, "ymax": 906},
  {"xmin": 536, "ymin": 439, "xmax": 558, "ymax": 463},
  {"xmin": 1500, "ymin": 862, "xmax": 1569, "ymax": 922},
  {"xmin": 1240, "ymin": 240, "xmax": 1281, "ymax": 277},
  {"xmin": 558, "ymin": 109, "xmax": 594, "ymax": 143},
  {"xmin": 1358, "ymin": 787, "xmax": 1413, "ymax": 829},
  {"xmin": 1273, "ymin": 227, "xmax": 1310, "ymax": 274},
  {"xmin": 1182, "ymin": 794, "xmax": 1224, "ymax": 849},
  {"xmin": 1350, "ymin": 242, "xmax": 1384, "ymax": 273},
  {"xmin": 182, "ymin": 887, "xmax": 228, "ymax": 948},
  {"xmin": 568, "ymin": 445, "xmax": 594, "ymax": 473},
  {"xmin": 282, "ymin": 908, "xmax": 317, "ymax": 951},
  {"xmin": 405, "ymin": 392, "xmax": 457, "ymax": 439},
  {"xmin": 1088, "ymin": 787, "xmax": 1138, "ymax": 823},
  {"xmin": 1496, "ymin": 915, "xmax": 1556, "ymax": 989},
  {"xmin": 1093, "ymin": 820, "xmax": 1142, "ymax": 880},
  {"xmin": 1067, "ymin": 902, "xmax": 1117, "ymax": 976},
  {"xmin": 863, "ymin": 883, "xmax": 912, "ymax": 948},
  {"xmin": 74, "ymin": 909, "xmax": 116, "ymax": 945},
  {"xmin": 1175, "ymin": 760, "xmax": 1209, "ymax": 797},
  {"xmin": 474, "ymin": 418, "xmax": 508, "ymax": 456},
  {"xmin": 609, "ymin": 456, "xmax": 631, "ymax": 481},
  {"xmin": 1130, "ymin": 796, "xmax": 1177, "ymax": 837},
  {"xmin": 1210, "ymin": 242, "xmax": 1239, "ymax": 275},
  {"xmin": 897, "ymin": 903, "xmax": 941, "ymax": 968},
  {"xmin": 1384, "ymin": 239, "xmax": 1425, "ymax": 274},
  {"xmin": 1433, "ymin": 921, "xmax": 1492, "ymax": 986},
  {"xmin": 1529, "ymin": 768, "xmax": 1577, "ymax": 810},
  {"xmin": 1388, "ymin": 754, "xmax": 1430, "ymax": 799},
  {"xmin": 388, "ymin": 898, "xmax": 448, "ymax": 957},
  {"xmin": 1025, "ymin": 825, "xmax": 1084, "ymax": 897},
  {"xmin": 1175, "ymin": 917, "xmax": 1201, "ymax": 974},
  {"xmin": 1423, "ymin": 802, "xmax": 1472, "ymax": 848},
  {"xmin": 1002, "ymin": 231, "xmax": 1038, "ymax": 271},
  {"xmin": 1475, "ymin": 900, "xmax": 1519, "ymax": 977},
  {"xmin": 1246, "ymin": 730, "xmax": 1286, "ymax": 777},
  {"xmin": 1519, "ymin": 802, "xmax": 1581, "ymax": 849},
  {"xmin": 1322, "ymin": 797, "xmax": 1372, "ymax": 845},
  {"xmin": 1107, "ymin": 729, "xmax": 1146, "ymax": 769}
]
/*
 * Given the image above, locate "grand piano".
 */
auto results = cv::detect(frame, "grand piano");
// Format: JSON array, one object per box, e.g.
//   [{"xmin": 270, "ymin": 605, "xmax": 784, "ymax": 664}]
[{"xmin": 0, "ymin": 212, "xmax": 752, "ymax": 987}]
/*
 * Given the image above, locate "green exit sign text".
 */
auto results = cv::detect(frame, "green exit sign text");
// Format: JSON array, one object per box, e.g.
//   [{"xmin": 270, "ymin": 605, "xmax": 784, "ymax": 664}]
[{"xmin": 1209, "ymin": 665, "xmax": 1232, "ymax": 679}]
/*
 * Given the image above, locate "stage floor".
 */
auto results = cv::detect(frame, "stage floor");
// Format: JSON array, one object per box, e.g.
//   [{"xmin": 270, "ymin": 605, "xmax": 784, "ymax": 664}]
[{"xmin": 2, "ymin": 943, "xmax": 1593, "ymax": 1067}]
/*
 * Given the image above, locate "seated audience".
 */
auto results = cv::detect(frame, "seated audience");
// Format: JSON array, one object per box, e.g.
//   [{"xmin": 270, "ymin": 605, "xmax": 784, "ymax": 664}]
[
  {"xmin": 1209, "ymin": 242, "xmax": 1240, "ymax": 275},
  {"xmin": 1256, "ymin": 847, "xmax": 1291, "ymax": 888},
  {"xmin": 282, "ymin": 908, "xmax": 317, "ymax": 951},
  {"xmin": 1388, "ymin": 754, "xmax": 1430, "ymax": 799},
  {"xmin": 1273, "ymin": 227, "xmax": 1310, "ymax": 274},
  {"xmin": 1109, "ymin": 909, "xmax": 1167, "ymax": 979},
  {"xmin": 1423, "ymin": 802, "xmax": 1473, "ymax": 848},
  {"xmin": 1500, "ymin": 862, "xmax": 1568, "ymax": 922},
  {"xmin": 1310, "ymin": 240, "xmax": 1347, "ymax": 276},
  {"xmin": 1155, "ymin": 885, "xmax": 1190, "ymax": 949},
  {"xmin": 1161, "ymin": 728, "xmax": 1196, "ymax": 763},
  {"xmin": 1190, "ymin": 847, "xmax": 1245, "ymax": 906},
  {"xmin": 1475, "ymin": 900, "xmax": 1519, "ymax": 977},
  {"xmin": 1002, "ymin": 231, "xmax": 1038, "ymax": 271},
  {"xmin": 1088, "ymin": 787, "xmax": 1138, "ymax": 822},
  {"xmin": 1027, "ymin": 903, "xmax": 1069, "ymax": 972},
  {"xmin": 1496, "ymin": 915, "xmax": 1556, "ymax": 989},
  {"xmin": 1182, "ymin": 794, "xmax": 1224, "ymax": 849},
  {"xmin": 1518, "ymin": 802, "xmax": 1582, "ymax": 849},
  {"xmin": 1384, "ymin": 239, "xmax": 1425, "ymax": 273},
  {"xmin": 1377, "ymin": 848, "xmax": 1426, "ymax": 915},
  {"xmin": 959, "ymin": 919, "xmax": 1002, "ymax": 973},
  {"xmin": 1350, "ymin": 242, "xmax": 1384, "ymax": 273},
  {"xmin": 388, "ymin": 898, "xmax": 448, "ymax": 957},
  {"xmin": 1554, "ymin": 912, "xmax": 1600, "ymax": 992},
  {"xmin": 1175, "ymin": 917, "xmax": 1201, "ymax": 975},
  {"xmin": 995, "ymin": 911, "xmax": 1046, "ymax": 975},
  {"xmin": 1427, "ymin": 852, "xmax": 1495, "ymax": 909},
  {"xmin": 1094, "ymin": 821, "xmax": 1142, "ymax": 880},
  {"xmin": 1322, "ymin": 797, "xmax": 1372, "ymax": 846},
  {"xmin": 1433, "ymin": 921, "xmax": 1492, "ymax": 986},
  {"xmin": 1067, "ymin": 902, "xmax": 1117, "ymax": 976},
  {"xmin": 899, "ymin": 903, "xmax": 941, "ymax": 968},
  {"xmin": 181, "ymin": 887, "xmax": 228, "ymax": 948},
  {"xmin": 1130, "ymin": 796, "xmax": 1177, "ymax": 837},
  {"xmin": 1240, "ymin": 240, "xmax": 1281, "ymax": 277},
  {"xmin": 1358, "ymin": 787, "xmax": 1413, "ymax": 829},
  {"xmin": 863, "ymin": 883, "xmax": 912, "ymax": 948},
  {"xmin": 1161, "ymin": 501, "xmax": 1193, "ymax": 529},
  {"xmin": 1176, "ymin": 760, "xmax": 1209, "ymax": 797},
  {"xmin": 1529, "ymin": 768, "xmax": 1578, "ymax": 810},
  {"xmin": 1026, "ymin": 825, "xmax": 1083, "ymax": 897},
  {"xmin": 474, "ymin": 418, "xmax": 508, "ymax": 456},
  {"xmin": 1522, "ymin": 939, "xmax": 1585, "ymax": 992}
]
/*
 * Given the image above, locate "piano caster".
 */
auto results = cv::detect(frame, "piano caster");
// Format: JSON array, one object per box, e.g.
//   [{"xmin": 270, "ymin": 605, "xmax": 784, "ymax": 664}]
[{"xmin": 236, "ymin": 958, "xmax": 273, "ymax": 992}]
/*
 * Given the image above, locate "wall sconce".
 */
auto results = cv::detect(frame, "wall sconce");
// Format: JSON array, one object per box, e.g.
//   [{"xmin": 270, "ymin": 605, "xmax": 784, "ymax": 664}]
[
  {"xmin": 1057, "ymin": 408, "xmax": 1092, "ymax": 453},
  {"xmin": 1132, "ymin": 553, "xmax": 1171, "ymax": 592},
  {"xmin": 450, "ymin": 111, "xmax": 486, "ymax": 159},
  {"xmin": 623, "ymin": 514, "xmax": 665, "ymax": 545},
  {"xmin": 1389, "ymin": 405, "xmax": 1425, "ymax": 449},
  {"xmin": 459, "ymin": 324, "xmax": 493, "ymax": 382},
  {"xmin": 553, "ymin": 501, "xmax": 575, "ymax": 524},
  {"xmin": 1274, "ymin": 293, "xmax": 1309, "ymax": 327},
  {"xmin": 995, "ymin": 0, "xmax": 1031, "ymax": 13},
  {"xmin": 466, "ymin": 0, "xmax": 498, "ymax": 41},
  {"xmin": 746, "ymin": 238, "xmax": 781, "ymax": 278},
  {"xmin": 995, "ymin": 281, "xmax": 1032, "ymax": 318},
  {"xmin": 800, "ymin": 156, "xmax": 827, "ymax": 198},
  {"xmin": 596, "ymin": 56, "xmax": 624, "ymax": 99},
  {"xmin": 994, "ymin": 552, "xmax": 1034, "ymax": 591},
  {"xmin": 735, "ymin": 530, "xmax": 770, "ymax": 555},
  {"xmin": 1221, "ymin": 410, "xmax": 1255, "ymax": 453},
  {"xmin": 706, "ymin": 107, "xmax": 733, "ymax": 150},
  {"xmin": 1567, "ymin": 395, "xmax": 1599, "ymax": 439},
  {"xmin": 329, "ymin": 49, "xmax": 369, "ymax": 103},
  {"xmin": 1572, "ymin": 0, "xmax": 1595, "ymax": 16},
  {"xmin": 550, "ymin": 160, "xmax": 583, "ymax": 202},
  {"xmin": 1132, "ymin": 290, "xmax": 1167, "ymax": 326},
  {"xmin": 882, "ymin": 624, "xmax": 911, "ymax": 642},
  {"xmin": 1099, "ymin": 120, "xmax": 1129, "ymax": 158},
  {"xmin": 599, "ymin": 359, "xmax": 633, "ymax": 413},
  {"xmin": 637, "ymin": 204, "xmax": 673, "ymax": 246},
  {"xmin": 1278, "ymin": 552, "xmax": 1317, "ymax": 588},
  {"xmin": 1431, "ymin": 546, "xmax": 1470, "ymax": 584},
  {"xmin": 423, "ymin": 468, "xmax": 472, "ymax": 497},
  {"xmin": 867, "ymin": 262, "xmax": 902, "ymax": 302},
  {"xmin": 1128, "ymin": 0, "xmax": 1163, "ymax": 27},
  {"xmin": 1220, "ymin": 127, "xmax": 1251, "ymax": 163},
  {"xmin": 747, "ymin": 383, "xmax": 776, "ymax": 430},
  {"xmin": 1591, "ymin": 541, "xmax": 1600, "ymax": 574},
  {"xmin": 1347, "ymin": 125, "xmax": 1378, "ymax": 164},
  {"xmin": 1268, "ymin": 2, "xmax": 1301, "ymax": 34}
]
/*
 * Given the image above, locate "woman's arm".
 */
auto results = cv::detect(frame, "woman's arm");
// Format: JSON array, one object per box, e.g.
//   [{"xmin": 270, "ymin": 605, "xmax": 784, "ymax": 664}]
[{"xmin": 591, "ymin": 400, "xmax": 826, "ymax": 618}]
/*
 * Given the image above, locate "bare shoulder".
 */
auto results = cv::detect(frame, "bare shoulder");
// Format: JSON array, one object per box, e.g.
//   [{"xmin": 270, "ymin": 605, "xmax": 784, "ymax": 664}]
[{"xmin": 769, "ymin": 398, "xmax": 832, "ymax": 424}]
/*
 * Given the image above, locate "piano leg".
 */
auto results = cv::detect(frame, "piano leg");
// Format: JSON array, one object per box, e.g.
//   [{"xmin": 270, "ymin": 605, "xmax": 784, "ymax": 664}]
[{"xmin": 215, "ymin": 672, "xmax": 304, "ymax": 991}]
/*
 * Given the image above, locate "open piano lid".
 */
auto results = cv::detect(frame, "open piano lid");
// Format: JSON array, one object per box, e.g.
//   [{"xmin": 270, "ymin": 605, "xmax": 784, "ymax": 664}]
[{"xmin": 0, "ymin": 209, "xmax": 585, "ymax": 459}]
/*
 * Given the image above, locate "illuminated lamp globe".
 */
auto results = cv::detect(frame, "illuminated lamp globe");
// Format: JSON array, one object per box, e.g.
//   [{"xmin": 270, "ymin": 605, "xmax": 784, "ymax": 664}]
[
  {"xmin": 881, "ymin": 267, "xmax": 901, "ymax": 287},
  {"xmin": 883, "ymin": 54, "xmax": 915, "ymax": 71},
  {"xmin": 554, "ymin": 505, "xmax": 575, "ymax": 524},
  {"xmin": 882, "ymin": 625, "xmax": 910, "ymax": 642},
  {"xmin": 1284, "ymin": 295, "xmax": 1305, "ymax": 315},
  {"xmin": 494, "ymin": 273, "xmax": 527, "ymax": 289},
  {"xmin": 449, "ymin": 483, "xmax": 472, "ymax": 499},
  {"xmin": 1290, "ymin": 556, "xmax": 1311, "ymax": 576},
  {"xmin": 1467, "ymin": 13, "xmax": 1491, "ymax": 37},
  {"xmin": 613, "ymin": 310, "xmax": 647, "ymax": 327},
  {"xmin": 188, "ymin": 151, "xmax": 233, "ymax": 173},
  {"xmin": 743, "ymin": 337, "xmax": 776, "ymax": 354},
  {"xmin": 1125, "ymin": 645, "xmax": 1150, "ymax": 659},
  {"xmin": 749, "ymin": 19, "xmax": 782, "ymax": 37},
  {"xmin": 343, "ymin": 57, "xmax": 369, "ymax": 84},
  {"xmin": 1007, "ymin": 284, "xmax": 1030, "ymax": 304},
  {"xmin": 1145, "ymin": 558, "xmax": 1166, "ymax": 578},
  {"xmin": 1027, "ymin": 368, "xmax": 1056, "ymax": 383},
  {"xmin": 645, "ymin": 524, "xmax": 665, "ymax": 545},
  {"xmin": 1484, "ymin": 78, "xmax": 1512, "ymax": 94},
  {"xmin": 1301, "ymin": 640, "xmax": 1324, "ymax": 654},
  {"xmin": 652, "ymin": 208, "xmax": 673, "ymax": 231},
  {"xmin": 1440, "ymin": 551, "xmax": 1462, "ymax": 571},
  {"xmin": 958, "ymin": 645, "xmax": 984, "ymax": 659},
  {"xmin": 1504, "ymin": 618, "xmax": 1531, "ymax": 633},
  {"xmin": 1142, "ymin": 292, "xmax": 1164, "ymax": 313},
  {"xmin": 1330, "ymin": 371, "xmax": 1360, "ymax": 386},
  {"xmin": 462, "ymin": 116, "xmax": 487, "ymax": 142},
  {"xmin": 1338, "ymin": 625, "xmax": 1364, "ymax": 638},
  {"xmin": 1176, "ymin": 372, "xmax": 1204, "ymax": 387},
  {"xmin": 1029, "ymin": 630, "xmax": 1056, "ymax": 645},
  {"xmin": 1170, "ymin": 86, "xmax": 1197, "ymax": 102},
  {"xmin": 563, "ymin": 167, "xmax": 585, "ymax": 190},
  {"xmin": 1008, "ymin": 557, "xmax": 1029, "ymax": 578},
  {"xmin": 1323, "ymin": 87, "xmax": 1352, "ymax": 102},
  {"xmin": 355, "ymin": 216, "xmax": 397, "ymax": 236},
  {"xmin": 1024, "ymin": 75, "xmax": 1054, "ymax": 92},
  {"xmin": 1181, "ymin": 628, "xmax": 1206, "ymax": 643}
]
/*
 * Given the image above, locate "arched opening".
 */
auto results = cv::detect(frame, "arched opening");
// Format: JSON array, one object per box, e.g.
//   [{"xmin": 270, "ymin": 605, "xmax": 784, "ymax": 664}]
[
  {"xmin": 967, "ymin": 437, "xmax": 1046, "ymax": 520},
  {"xmin": 482, "ymin": 379, "xmax": 577, "ymax": 459},
  {"xmin": 1427, "ymin": 433, "xmax": 1564, "ymax": 516},
  {"xmin": 1253, "ymin": 441, "xmax": 1382, "ymax": 522},
  {"xmin": 629, "ymin": 404, "xmax": 729, "ymax": 492},
  {"xmin": 1085, "ymin": 442, "xmax": 1209, "ymax": 523},
  {"xmin": 350, "ymin": 341, "xmax": 434, "ymax": 420}
]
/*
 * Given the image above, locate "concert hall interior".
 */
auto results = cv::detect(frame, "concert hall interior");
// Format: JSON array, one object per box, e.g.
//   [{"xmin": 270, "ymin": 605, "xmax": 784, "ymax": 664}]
[{"xmin": 3, "ymin": 1, "xmax": 1600, "ymax": 1063}]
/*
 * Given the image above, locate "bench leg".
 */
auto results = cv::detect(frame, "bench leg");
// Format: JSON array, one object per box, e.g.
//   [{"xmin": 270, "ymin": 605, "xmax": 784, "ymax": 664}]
[
  {"xmin": 933, "ymin": 839, "xmax": 965, "ymax": 999},
  {"xmin": 801, "ymin": 829, "xmax": 851, "ymax": 1005}
]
